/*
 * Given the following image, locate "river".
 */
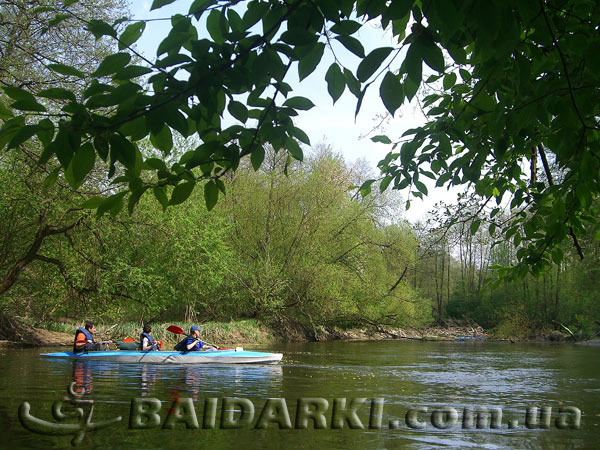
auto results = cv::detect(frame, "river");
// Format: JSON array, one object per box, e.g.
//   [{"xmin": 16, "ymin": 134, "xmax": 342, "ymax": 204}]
[{"xmin": 0, "ymin": 340, "xmax": 597, "ymax": 449}]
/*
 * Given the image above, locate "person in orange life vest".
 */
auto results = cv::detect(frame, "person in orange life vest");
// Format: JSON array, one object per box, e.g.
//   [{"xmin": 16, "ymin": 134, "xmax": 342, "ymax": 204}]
[
  {"xmin": 73, "ymin": 322, "xmax": 99, "ymax": 353},
  {"xmin": 140, "ymin": 324, "xmax": 158, "ymax": 351}
]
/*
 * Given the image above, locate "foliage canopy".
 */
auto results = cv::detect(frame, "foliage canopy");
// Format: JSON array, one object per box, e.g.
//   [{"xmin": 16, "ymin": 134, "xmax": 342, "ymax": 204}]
[{"xmin": 1, "ymin": 0, "xmax": 599, "ymax": 277}]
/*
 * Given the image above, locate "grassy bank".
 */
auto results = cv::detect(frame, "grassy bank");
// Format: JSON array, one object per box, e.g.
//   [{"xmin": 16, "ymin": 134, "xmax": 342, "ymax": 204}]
[
  {"xmin": 40, "ymin": 319, "xmax": 276, "ymax": 347},
  {"xmin": 31, "ymin": 318, "xmax": 575, "ymax": 346}
]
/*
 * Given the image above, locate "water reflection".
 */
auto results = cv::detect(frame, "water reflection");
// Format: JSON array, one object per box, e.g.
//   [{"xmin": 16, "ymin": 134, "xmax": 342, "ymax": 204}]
[
  {"xmin": 72, "ymin": 361, "xmax": 93, "ymax": 395},
  {"xmin": 66, "ymin": 360, "xmax": 284, "ymax": 400}
]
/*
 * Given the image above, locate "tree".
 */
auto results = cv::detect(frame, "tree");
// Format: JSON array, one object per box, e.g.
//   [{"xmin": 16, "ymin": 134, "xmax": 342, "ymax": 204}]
[
  {"xmin": 0, "ymin": 0, "xmax": 129, "ymax": 297},
  {"xmin": 2, "ymin": 0, "xmax": 599, "ymax": 279}
]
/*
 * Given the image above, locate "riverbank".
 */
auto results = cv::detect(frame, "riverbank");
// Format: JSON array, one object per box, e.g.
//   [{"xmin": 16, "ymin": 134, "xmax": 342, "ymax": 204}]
[{"xmin": 0, "ymin": 318, "xmax": 584, "ymax": 348}]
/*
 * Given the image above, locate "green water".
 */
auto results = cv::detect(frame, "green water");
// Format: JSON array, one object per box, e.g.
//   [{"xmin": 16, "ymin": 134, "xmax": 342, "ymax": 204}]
[{"xmin": 1, "ymin": 340, "xmax": 598, "ymax": 449}]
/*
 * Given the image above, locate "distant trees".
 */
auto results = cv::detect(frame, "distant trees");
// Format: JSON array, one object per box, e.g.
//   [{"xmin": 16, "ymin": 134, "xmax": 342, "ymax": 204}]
[{"xmin": 2, "ymin": 0, "xmax": 598, "ymax": 278}]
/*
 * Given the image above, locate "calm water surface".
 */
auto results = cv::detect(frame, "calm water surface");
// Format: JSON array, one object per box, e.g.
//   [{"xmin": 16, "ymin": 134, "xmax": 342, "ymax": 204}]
[{"xmin": 0, "ymin": 340, "xmax": 598, "ymax": 449}]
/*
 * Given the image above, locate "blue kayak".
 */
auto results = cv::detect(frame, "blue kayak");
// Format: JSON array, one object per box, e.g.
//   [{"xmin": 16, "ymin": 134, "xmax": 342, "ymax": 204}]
[{"xmin": 41, "ymin": 348, "xmax": 283, "ymax": 364}]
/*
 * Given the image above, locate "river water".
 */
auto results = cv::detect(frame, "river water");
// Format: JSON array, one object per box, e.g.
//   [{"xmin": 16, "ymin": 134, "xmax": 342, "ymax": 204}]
[{"xmin": 0, "ymin": 340, "xmax": 597, "ymax": 449}]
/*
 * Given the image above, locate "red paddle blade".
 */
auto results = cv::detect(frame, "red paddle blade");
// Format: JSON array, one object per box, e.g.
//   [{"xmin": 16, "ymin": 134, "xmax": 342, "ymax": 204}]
[
  {"xmin": 167, "ymin": 325, "xmax": 185, "ymax": 335},
  {"xmin": 123, "ymin": 337, "xmax": 134, "ymax": 343}
]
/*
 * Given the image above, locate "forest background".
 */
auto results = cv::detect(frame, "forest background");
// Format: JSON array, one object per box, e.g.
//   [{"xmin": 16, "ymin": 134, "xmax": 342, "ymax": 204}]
[{"xmin": 1, "ymin": 0, "xmax": 599, "ymax": 341}]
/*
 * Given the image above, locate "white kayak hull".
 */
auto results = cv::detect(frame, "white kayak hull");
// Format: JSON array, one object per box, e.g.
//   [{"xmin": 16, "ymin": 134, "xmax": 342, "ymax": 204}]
[{"xmin": 41, "ymin": 349, "xmax": 283, "ymax": 364}]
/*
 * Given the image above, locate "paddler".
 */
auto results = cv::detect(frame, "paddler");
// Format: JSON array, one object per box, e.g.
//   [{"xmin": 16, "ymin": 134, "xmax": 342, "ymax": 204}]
[
  {"xmin": 73, "ymin": 322, "xmax": 99, "ymax": 353},
  {"xmin": 174, "ymin": 325, "xmax": 205, "ymax": 351},
  {"xmin": 140, "ymin": 324, "xmax": 159, "ymax": 351}
]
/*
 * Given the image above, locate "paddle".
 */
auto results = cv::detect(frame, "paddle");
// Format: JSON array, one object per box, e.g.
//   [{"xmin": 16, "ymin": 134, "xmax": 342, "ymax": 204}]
[{"xmin": 166, "ymin": 325, "xmax": 220, "ymax": 349}]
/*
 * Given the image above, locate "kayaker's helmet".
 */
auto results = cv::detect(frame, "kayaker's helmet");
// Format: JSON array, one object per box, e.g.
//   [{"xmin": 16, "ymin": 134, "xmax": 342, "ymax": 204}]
[{"xmin": 190, "ymin": 325, "xmax": 201, "ymax": 334}]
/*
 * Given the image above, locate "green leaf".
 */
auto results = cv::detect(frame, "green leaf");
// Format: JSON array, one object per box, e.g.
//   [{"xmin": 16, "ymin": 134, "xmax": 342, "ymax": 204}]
[
  {"xmin": 46, "ymin": 14, "xmax": 70, "ymax": 30},
  {"xmin": 371, "ymin": 135, "xmax": 392, "ymax": 144},
  {"xmin": 42, "ymin": 167, "xmax": 60, "ymax": 190},
  {"xmin": 48, "ymin": 63, "xmax": 85, "ymax": 78},
  {"xmin": 379, "ymin": 71, "xmax": 403, "ymax": 115},
  {"xmin": 289, "ymin": 126, "xmax": 310, "ymax": 145},
  {"xmin": 119, "ymin": 22, "xmax": 146, "ymax": 49},
  {"xmin": 334, "ymin": 35, "xmax": 365, "ymax": 58},
  {"xmin": 470, "ymin": 219, "xmax": 481, "ymax": 235},
  {"xmin": 325, "ymin": 63, "xmax": 346, "ymax": 104},
  {"xmin": 400, "ymin": 140, "xmax": 418, "ymax": 167},
  {"xmin": 97, "ymin": 192, "xmax": 126, "ymax": 217},
  {"xmin": 189, "ymin": 0, "xmax": 216, "ymax": 18},
  {"xmin": 151, "ymin": 0, "xmax": 176, "ymax": 10},
  {"xmin": 81, "ymin": 196, "xmax": 105, "ymax": 209},
  {"xmin": 251, "ymin": 146, "xmax": 264, "ymax": 170},
  {"xmin": 109, "ymin": 134, "xmax": 137, "ymax": 168},
  {"xmin": 380, "ymin": 176, "xmax": 393, "ymax": 192},
  {"xmin": 204, "ymin": 181, "xmax": 219, "ymax": 211},
  {"xmin": 169, "ymin": 181, "xmax": 196, "ymax": 205},
  {"xmin": 206, "ymin": 9, "xmax": 227, "ymax": 44},
  {"xmin": 343, "ymin": 68, "xmax": 361, "ymax": 97},
  {"xmin": 443, "ymin": 73, "xmax": 457, "ymax": 90},
  {"xmin": 435, "ymin": 171, "xmax": 452, "ymax": 187},
  {"xmin": 357, "ymin": 47, "xmax": 393, "ymax": 82},
  {"xmin": 38, "ymin": 87, "xmax": 77, "ymax": 102},
  {"xmin": 403, "ymin": 76, "xmax": 419, "ymax": 101},
  {"xmin": 3, "ymin": 86, "xmax": 38, "ymax": 103},
  {"xmin": 37, "ymin": 119, "xmax": 55, "ymax": 146},
  {"xmin": 414, "ymin": 179, "xmax": 428, "ymax": 195},
  {"xmin": 153, "ymin": 186, "xmax": 168, "ymax": 210},
  {"xmin": 330, "ymin": 20, "xmax": 362, "ymax": 35},
  {"xmin": 298, "ymin": 42, "xmax": 325, "ymax": 81},
  {"xmin": 359, "ymin": 179, "xmax": 375, "ymax": 197},
  {"xmin": 404, "ymin": 43, "xmax": 422, "ymax": 84},
  {"xmin": 0, "ymin": 102, "xmax": 13, "ymax": 120},
  {"xmin": 150, "ymin": 126, "xmax": 173, "ymax": 153},
  {"xmin": 113, "ymin": 65, "xmax": 153, "ymax": 80},
  {"xmin": 228, "ymin": 100, "xmax": 248, "ymax": 123},
  {"xmin": 65, "ymin": 143, "xmax": 96, "ymax": 189},
  {"xmin": 283, "ymin": 96, "xmax": 315, "ymax": 110},
  {"xmin": 8, "ymin": 125, "xmax": 39, "ymax": 149},
  {"xmin": 417, "ymin": 36, "xmax": 445, "ymax": 72},
  {"xmin": 93, "ymin": 53, "xmax": 131, "ymax": 77},
  {"xmin": 86, "ymin": 19, "xmax": 117, "ymax": 39},
  {"xmin": 281, "ymin": 29, "xmax": 318, "ymax": 46},
  {"xmin": 286, "ymin": 137, "xmax": 303, "ymax": 161},
  {"xmin": 11, "ymin": 99, "xmax": 47, "ymax": 112}
]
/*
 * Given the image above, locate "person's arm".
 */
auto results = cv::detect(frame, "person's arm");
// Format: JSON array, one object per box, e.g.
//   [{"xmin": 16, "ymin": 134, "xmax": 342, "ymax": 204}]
[
  {"xmin": 186, "ymin": 338, "xmax": 200, "ymax": 350},
  {"xmin": 142, "ymin": 337, "xmax": 150, "ymax": 350}
]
